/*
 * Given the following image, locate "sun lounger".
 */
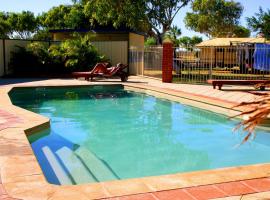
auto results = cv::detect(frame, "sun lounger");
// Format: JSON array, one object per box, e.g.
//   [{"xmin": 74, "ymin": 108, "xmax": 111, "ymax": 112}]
[
  {"xmin": 207, "ymin": 79, "xmax": 270, "ymax": 90},
  {"xmin": 72, "ymin": 63, "xmax": 128, "ymax": 82}
]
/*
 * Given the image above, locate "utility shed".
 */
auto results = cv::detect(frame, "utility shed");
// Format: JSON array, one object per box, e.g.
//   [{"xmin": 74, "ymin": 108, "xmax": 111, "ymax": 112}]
[{"xmin": 49, "ymin": 27, "xmax": 145, "ymax": 74}]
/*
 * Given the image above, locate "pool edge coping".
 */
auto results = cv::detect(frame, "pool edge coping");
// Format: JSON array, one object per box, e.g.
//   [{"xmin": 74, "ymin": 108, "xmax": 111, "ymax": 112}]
[{"xmin": 1, "ymin": 82, "xmax": 270, "ymax": 200}]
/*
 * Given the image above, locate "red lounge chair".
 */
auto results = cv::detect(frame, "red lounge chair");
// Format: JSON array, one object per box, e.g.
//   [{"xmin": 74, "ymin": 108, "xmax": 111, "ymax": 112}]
[
  {"xmin": 72, "ymin": 63, "xmax": 128, "ymax": 82},
  {"xmin": 207, "ymin": 79, "xmax": 270, "ymax": 90}
]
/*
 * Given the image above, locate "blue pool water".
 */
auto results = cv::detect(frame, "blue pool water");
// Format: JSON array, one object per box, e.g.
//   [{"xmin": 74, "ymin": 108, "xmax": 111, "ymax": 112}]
[{"xmin": 9, "ymin": 85, "xmax": 270, "ymax": 185}]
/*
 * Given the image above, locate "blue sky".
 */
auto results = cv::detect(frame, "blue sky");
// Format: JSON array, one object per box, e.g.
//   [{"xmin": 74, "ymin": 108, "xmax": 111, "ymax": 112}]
[{"xmin": 0, "ymin": 0, "xmax": 269, "ymax": 39}]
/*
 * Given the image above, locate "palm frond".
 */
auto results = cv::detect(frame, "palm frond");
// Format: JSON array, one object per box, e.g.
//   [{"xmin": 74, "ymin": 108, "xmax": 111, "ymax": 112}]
[{"xmin": 232, "ymin": 92, "xmax": 270, "ymax": 143}]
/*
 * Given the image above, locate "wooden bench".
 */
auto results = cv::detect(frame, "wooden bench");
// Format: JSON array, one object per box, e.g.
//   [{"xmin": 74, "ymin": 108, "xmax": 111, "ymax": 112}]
[{"xmin": 207, "ymin": 79, "xmax": 270, "ymax": 90}]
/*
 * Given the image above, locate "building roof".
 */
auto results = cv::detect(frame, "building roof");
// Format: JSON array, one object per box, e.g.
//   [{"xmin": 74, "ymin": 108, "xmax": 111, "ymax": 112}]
[
  {"xmin": 196, "ymin": 37, "xmax": 270, "ymax": 47},
  {"xmin": 49, "ymin": 26, "xmax": 145, "ymax": 36}
]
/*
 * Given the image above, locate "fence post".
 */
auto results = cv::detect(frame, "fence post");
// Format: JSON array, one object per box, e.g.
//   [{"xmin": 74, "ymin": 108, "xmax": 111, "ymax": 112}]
[
  {"xmin": 162, "ymin": 38, "xmax": 173, "ymax": 83},
  {"xmin": 2, "ymin": 39, "xmax": 6, "ymax": 76}
]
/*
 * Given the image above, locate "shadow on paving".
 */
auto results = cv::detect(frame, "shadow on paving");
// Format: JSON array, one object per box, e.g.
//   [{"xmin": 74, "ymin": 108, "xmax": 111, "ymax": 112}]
[{"xmin": 0, "ymin": 78, "xmax": 53, "ymax": 86}]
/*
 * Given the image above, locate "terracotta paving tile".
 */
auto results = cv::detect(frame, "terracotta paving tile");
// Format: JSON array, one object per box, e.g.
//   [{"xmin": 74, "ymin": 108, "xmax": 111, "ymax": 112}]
[
  {"xmin": 118, "ymin": 193, "xmax": 156, "ymax": 200},
  {"xmin": 216, "ymin": 181, "xmax": 255, "ymax": 196},
  {"xmin": 185, "ymin": 185, "xmax": 226, "ymax": 200},
  {"xmin": 0, "ymin": 125, "xmax": 7, "ymax": 131},
  {"xmin": 0, "ymin": 194, "xmax": 10, "ymax": 199},
  {"xmin": 153, "ymin": 189, "xmax": 195, "ymax": 200},
  {"xmin": 242, "ymin": 178, "xmax": 270, "ymax": 192},
  {"xmin": 0, "ymin": 184, "xmax": 6, "ymax": 195},
  {"xmin": 1, "ymin": 197, "xmax": 20, "ymax": 200},
  {"xmin": 241, "ymin": 191, "xmax": 270, "ymax": 200}
]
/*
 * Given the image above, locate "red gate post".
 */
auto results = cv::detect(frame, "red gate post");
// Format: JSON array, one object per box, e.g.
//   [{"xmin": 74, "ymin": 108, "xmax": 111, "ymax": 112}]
[{"xmin": 162, "ymin": 38, "xmax": 173, "ymax": 83}]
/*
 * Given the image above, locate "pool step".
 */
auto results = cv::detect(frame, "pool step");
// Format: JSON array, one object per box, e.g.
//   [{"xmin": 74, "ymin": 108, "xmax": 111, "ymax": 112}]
[
  {"xmin": 42, "ymin": 146, "xmax": 72, "ymax": 185},
  {"xmin": 56, "ymin": 147, "xmax": 97, "ymax": 184},
  {"xmin": 75, "ymin": 147, "xmax": 119, "ymax": 182}
]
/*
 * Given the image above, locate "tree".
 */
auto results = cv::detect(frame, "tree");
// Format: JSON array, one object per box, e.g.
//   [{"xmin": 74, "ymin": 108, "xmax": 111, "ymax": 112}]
[
  {"xmin": 189, "ymin": 36, "xmax": 203, "ymax": 46},
  {"xmin": 83, "ymin": 0, "xmax": 191, "ymax": 44},
  {"xmin": 185, "ymin": 0, "xmax": 243, "ymax": 38},
  {"xmin": 165, "ymin": 26, "xmax": 181, "ymax": 46},
  {"xmin": 83, "ymin": 0, "xmax": 148, "ymax": 32},
  {"xmin": 32, "ymin": 29, "xmax": 52, "ymax": 40},
  {"xmin": 232, "ymin": 25, "xmax": 250, "ymax": 37},
  {"xmin": 40, "ymin": 5, "xmax": 72, "ymax": 29},
  {"xmin": 247, "ymin": 7, "xmax": 270, "ymax": 39},
  {"xmin": 145, "ymin": 37, "xmax": 157, "ymax": 47},
  {"xmin": 0, "ymin": 12, "xmax": 10, "ymax": 38},
  {"xmin": 65, "ymin": 3, "xmax": 90, "ymax": 29},
  {"xmin": 7, "ymin": 11, "xmax": 38, "ymax": 39},
  {"xmin": 40, "ymin": 3, "xmax": 92, "ymax": 30},
  {"xmin": 178, "ymin": 36, "xmax": 203, "ymax": 48},
  {"xmin": 145, "ymin": 0, "xmax": 190, "ymax": 44}
]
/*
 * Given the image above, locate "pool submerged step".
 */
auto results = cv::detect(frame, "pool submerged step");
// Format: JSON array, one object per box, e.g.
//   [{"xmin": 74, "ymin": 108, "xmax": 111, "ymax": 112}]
[
  {"xmin": 42, "ymin": 146, "xmax": 73, "ymax": 185},
  {"xmin": 75, "ymin": 147, "xmax": 119, "ymax": 182},
  {"xmin": 56, "ymin": 146, "xmax": 97, "ymax": 184}
]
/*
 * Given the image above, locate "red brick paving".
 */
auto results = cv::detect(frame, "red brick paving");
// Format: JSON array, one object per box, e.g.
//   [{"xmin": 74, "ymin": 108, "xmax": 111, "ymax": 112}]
[
  {"xmin": 104, "ymin": 177, "xmax": 270, "ymax": 200},
  {"xmin": 242, "ymin": 177, "xmax": 270, "ymax": 192},
  {"xmin": 184, "ymin": 185, "xmax": 226, "ymax": 200},
  {"xmin": 216, "ymin": 181, "xmax": 255, "ymax": 196}
]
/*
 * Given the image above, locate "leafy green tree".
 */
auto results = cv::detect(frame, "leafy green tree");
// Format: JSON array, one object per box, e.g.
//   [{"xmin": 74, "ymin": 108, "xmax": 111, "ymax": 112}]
[
  {"xmin": 7, "ymin": 11, "xmax": 38, "ymax": 39},
  {"xmin": 185, "ymin": 0, "xmax": 243, "ymax": 38},
  {"xmin": 145, "ymin": 0, "xmax": 190, "ymax": 44},
  {"xmin": 83, "ymin": 0, "xmax": 190, "ymax": 44},
  {"xmin": 40, "ymin": 5, "xmax": 72, "ymax": 29},
  {"xmin": 83, "ymin": 0, "xmax": 147, "ymax": 31},
  {"xmin": 39, "ymin": 3, "xmax": 91, "ymax": 31},
  {"xmin": 247, "ymin": 7, "xmax": 270, "ymax": 39},
  {"xmin": 32, "ymin": 29, "xmax": 52, "ymax": 40},
  {"xmin": 178, "ymin": 36, "xmax": 203, "ymax": 48},
  {"xmin": 165, "ymin": 26, "xmax": 181, "ymax": 46},
  {"xmin": 0, "ymin": 12, "xmax": 10, "ymax": 38},
  {"xmin": 232, "ymin": 25, "xmax": 250, "ymax": 37},
  {"xmin": 190, "ymin": 36, "xmax": 203, "ymax": 46},
  {"xmin": 65, "ymin": 3, "xmax": 90, "ymax": 29},
  {"xmin": 145, "ymin": 37, "xmax": 157, "ymax": 47},
  {"xmin": 179, "ymin": 36, "xmax": 191, "ymax": 48}
]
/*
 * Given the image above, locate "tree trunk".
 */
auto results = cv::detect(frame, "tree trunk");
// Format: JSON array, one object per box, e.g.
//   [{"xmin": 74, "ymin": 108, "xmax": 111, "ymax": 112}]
[{"xmin": 157, "ymin": 33, "xmax": 163, "ymax": 45}]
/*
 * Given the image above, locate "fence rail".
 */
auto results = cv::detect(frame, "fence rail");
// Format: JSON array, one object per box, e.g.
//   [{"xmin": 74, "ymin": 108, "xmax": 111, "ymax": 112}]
[
  {"xmin": 129, "ymin": 46, "xmax": 163, "ymax": 78},
  {"xmin": 144, "ymin": 46, "xmax": 163, "ymax": 79},
  {"xmin": 173, "ymin": 45, "xmax": 270, "ymax": 84}
]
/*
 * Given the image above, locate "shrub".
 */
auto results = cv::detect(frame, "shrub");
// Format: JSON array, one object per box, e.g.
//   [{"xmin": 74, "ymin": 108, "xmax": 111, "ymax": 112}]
[
  {"xmin": 27, "ymin": 42, "xmax": 50, "ymax": 65},
  {"xmin": 58, "ymin": 34, "xmax": 107, "ymax": 71},
  {"xmin": 9, "ymin": 34, "xmax": 106, "ymax": 76},
  {"xmin": 9, "ymin": 45, "xmax": 39, "ymax": 75}
]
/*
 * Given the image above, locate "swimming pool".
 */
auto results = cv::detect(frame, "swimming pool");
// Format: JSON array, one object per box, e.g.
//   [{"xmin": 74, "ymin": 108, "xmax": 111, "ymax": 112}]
[{"xmin": 9, "ymin": 85, "xmax": 270, "ymax": 185}]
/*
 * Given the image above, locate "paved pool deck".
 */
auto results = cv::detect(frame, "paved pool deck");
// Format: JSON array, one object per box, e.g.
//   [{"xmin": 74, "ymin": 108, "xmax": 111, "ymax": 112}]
[{"xmin": 0, "ymin": 76, "xmax": 270, "ymax": 200}]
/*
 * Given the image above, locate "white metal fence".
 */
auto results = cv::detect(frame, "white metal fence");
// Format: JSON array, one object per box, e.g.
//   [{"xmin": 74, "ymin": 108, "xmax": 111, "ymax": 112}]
[
  {"xmin": 173, "ymin": 45, "xmax": 270, "ymax": 83},
  {"xmin": 144, "ymin": 46, "xmax": 163, "ymax": 79},
  {"xmin": 129, "ymin": 46, "xmax": 163, "ymax": 78}
]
